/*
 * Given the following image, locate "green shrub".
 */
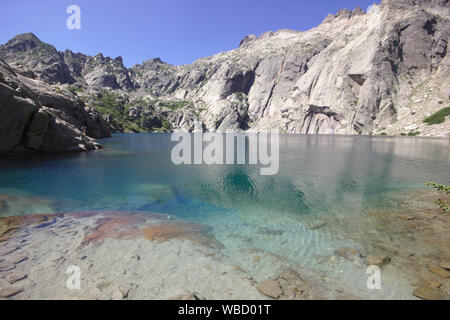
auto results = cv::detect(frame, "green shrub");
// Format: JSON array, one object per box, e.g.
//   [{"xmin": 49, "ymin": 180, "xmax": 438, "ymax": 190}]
[
  {"xmin": 67, "ymin": 85, "xmax": 83, "ymax": 94},
  {"xmin": 408, "ymin": 131, "xmax": 420, "ymax": 136},
  {"xmin": 426, "ymin": 182, "xmax": 449, "ymax": 213},
  {"xmin": 160, "ymin": 117, "xmax": 172, "ymax": 131},
  {"xmin": 423, "ymin": 107, "xmax": 450, "ymax": 125},
  {"xmin": 159, "ymin": 100, "xmax": 190, "ymax": 110},
  {"xmin": 380, "ymin": 132, "xmax": 387, "ymax": 136}
]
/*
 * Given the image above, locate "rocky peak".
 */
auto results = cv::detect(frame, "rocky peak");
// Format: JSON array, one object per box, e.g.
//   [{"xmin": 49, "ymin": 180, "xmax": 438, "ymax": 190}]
[
  {"xmin": 322, "ymin": 7, "xmax": 366, "ymax": 24},
  {"xmin": 239, "ymin": 35, "xmax": 257, "ymax": 48},
  {"xmin": 382, "ymin": 0, "xmax": 449, "ymax": 9},
  {"xmin": 1, "ymin": 33, "xmax": 44, "ymax": 52}
]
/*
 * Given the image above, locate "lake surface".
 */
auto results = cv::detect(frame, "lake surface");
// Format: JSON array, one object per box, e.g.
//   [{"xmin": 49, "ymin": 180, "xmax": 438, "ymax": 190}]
[{"xmin": 1, "ymin": 134, "xmax": 449, "ymax": 298}]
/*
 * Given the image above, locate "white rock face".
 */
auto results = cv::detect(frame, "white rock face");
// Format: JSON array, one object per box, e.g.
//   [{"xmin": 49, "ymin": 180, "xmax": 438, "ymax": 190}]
[
  {"xmin": 1, "ymin": 0, "xmax": 449, "ymax": 136},
  {"xmin": 129, "ymin": 0, "xmax": 450, "ymax": 135}
]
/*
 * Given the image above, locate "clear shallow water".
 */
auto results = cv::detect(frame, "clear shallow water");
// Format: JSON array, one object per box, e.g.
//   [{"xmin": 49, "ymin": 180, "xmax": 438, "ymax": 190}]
[{"xmin": 1, "ymin": 134, "xmax": 450, "ymax": 297}]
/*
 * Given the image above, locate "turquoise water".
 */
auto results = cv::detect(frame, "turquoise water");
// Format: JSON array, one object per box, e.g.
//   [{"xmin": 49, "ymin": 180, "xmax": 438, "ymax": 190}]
[{"xmin": 1, "ymin": 133, "xmax": 449, "ymax": 295}]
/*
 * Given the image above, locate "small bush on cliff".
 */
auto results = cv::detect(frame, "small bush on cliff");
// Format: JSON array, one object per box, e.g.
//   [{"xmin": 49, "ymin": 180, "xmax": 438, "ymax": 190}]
[
  {"xmin": 426, "ymin": 182, "xmax": 449, "ymax": 213},
  {"xmin": 423, "ymin": 107, "xmax": 450, "ymax": 125}
]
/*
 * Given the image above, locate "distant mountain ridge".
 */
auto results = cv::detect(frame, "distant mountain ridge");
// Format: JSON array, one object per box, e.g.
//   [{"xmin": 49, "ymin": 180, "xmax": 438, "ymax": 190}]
[{"xmin": 0, "ymin": 0, "xmax": 449, "ymax": 154}]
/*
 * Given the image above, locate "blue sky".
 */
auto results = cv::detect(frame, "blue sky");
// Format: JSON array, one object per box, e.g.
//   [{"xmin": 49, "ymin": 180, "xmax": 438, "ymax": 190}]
[{"xmin": 0, "ymin": 0, "xmax": 379, "ymax": 67}]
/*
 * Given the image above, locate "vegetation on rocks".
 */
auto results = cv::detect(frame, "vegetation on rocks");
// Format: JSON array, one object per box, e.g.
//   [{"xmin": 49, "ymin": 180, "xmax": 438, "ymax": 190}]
[
  {"xmin": 423, "ymin": 107, "xmax": 450, "ymax": 125},
  {"xmin": 426, "ymin": 182, "xmax": 450, "ymax": 213},
  {"xmin": 89, "ymin": 90, "xmax": 145, "ymax": 133}
]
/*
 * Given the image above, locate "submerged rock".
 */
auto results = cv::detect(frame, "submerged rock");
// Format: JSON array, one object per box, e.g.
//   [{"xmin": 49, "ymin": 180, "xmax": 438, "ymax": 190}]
[
  {"xmin": 257, "ymin": 227, "xmax": 285, "ymax": 236},
  {"xmin": 428, "ymin": 265, "xmax": 449, "ymax": 279},
  {"xmin": 256, "ymin": 280, "xmax": 283, "ymax": 299},
  {"xmin": 0, "ymin": 286, "xmax": 24, "ymax": 298},
  {"xmin": 413, "ymin": 284, "xmax": 446, "ymax": 300},
  {"xmin": 439, "ymin": 261, "xmax": 450, "ymax": 271},
  {"xmin": 335, "ymin": 247, "xmax": 364, "ymax": 262},
  {"xmin": 6, "ymin": 273, "xmax": 27, "ymax": 284},
  {"xmin": 366, "ymin": 255, "xmax": 391, "ymax": 268}
]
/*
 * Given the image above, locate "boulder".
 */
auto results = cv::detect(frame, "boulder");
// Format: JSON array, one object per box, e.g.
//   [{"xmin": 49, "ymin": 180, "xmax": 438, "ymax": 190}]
[{"xmin": 256, "ymin": 280, "xmax": 283, "ymax": 299}]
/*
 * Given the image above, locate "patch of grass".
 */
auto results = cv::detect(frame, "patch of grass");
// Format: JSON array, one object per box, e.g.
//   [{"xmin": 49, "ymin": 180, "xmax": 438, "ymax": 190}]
[
  {"xmin": 423, "ymin": 107, "xmax": 450, "ymax": 125},
  {"xmin": 159, "ymin": 100, "xmax": 191, "ymax": 110},
  {"xmin": 90, "ymin": 90, "xmax": 145, "ymax": 132},
  {"xmin": 88, "ymin": 91, "xmax": 180, "ymax": 133},
  {"xmin": 234, "ymin": 92, "xmax": 247, "ymax": 102},
  {"xmin": 408, "ymin": 131, "xmax": 420, "ymax": 136},
  {"xmin": 67, "ymin": 85, "xmax": 83, "ymax": 94},
  {"xmin": 160, "ymin": 117, "xmax": 172, "ymax": 131}
]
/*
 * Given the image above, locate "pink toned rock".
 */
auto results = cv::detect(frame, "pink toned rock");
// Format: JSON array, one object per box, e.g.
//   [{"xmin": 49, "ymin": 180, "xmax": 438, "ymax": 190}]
[
  {"xmin": 0, "ymin": 287, "xmax": 24, "ymax": 298},
  {"xmin": 366, "ymin": 255, "xmax": 391, "ymax": 268},
  {"xmin": 413, "ymin": 285, "xmax": 446, "ymax": 300},
  {"xmin": 0, "ymin": 262, "xmax": 15, "ymax": 272},
  {"xmin": 428, "ymin": 265, "xmax": 449, "ymax": 279},
  {"xmin": 6, "ymin": 273, "xmax": 27, "ymax": 284},
  {"xmin": 256, "ymin": 280, "xmax": 283, "ymax": 299},
  {"xmin": 11, "ymin": 255, "xmax": 28, "ymax": 265},
  {"xmin": 439, "ymin": 261, "xmax": 450, "ymax": 271},
  {"xmin": 0, "ymin": 247, "xmax": 20, "ymax": 256},
  {"xmin": 420, "ymin": 273, "xmax": 444, "ymax": 288}
]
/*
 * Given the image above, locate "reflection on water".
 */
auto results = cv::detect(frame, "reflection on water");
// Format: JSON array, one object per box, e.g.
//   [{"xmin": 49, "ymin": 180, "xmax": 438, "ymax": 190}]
[
  {"xmin": 1, "ymin": 133, "xmax": 449, "ymax": 223},
  {"xmin": 0, "ymin": 134, "xmax": 449, "ymax": 297}
]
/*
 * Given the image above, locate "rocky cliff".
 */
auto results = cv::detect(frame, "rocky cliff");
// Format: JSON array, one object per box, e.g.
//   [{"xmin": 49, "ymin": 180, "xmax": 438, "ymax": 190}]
[
  {"xmin": 1, "ymin": 0, "xmax": 449, "ymax": 147},
  {"xmin": 0, "ymin": 56, "xmax": 111, "ymax": 155}
]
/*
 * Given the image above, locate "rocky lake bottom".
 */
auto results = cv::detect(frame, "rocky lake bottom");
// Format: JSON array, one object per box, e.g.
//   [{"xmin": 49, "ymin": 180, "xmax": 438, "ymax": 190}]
[{"xmin": 0, "ymin": 134, "xmax": 449, "ymax": 300}]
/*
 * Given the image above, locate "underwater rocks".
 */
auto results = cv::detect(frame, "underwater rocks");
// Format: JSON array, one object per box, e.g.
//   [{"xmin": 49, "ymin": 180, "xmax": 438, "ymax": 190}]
[
  {"xmin": 0, "ymin": 212, "xmax": 62, "ymax": 242},
  {"xmin": 440, "ymin": 261, "xmax": 450, "ymax": 270},
  {"xmin": 0, "ymin": 210, "xmax": 365, "ymax": 300},
  {"xmin": 0, "ymin": 286, "xmax": 24, "ymax": 298},
  {"xmin": 334, "ymin": 247, "xmax": 364, "ymax": 262},
  {"xmin": 328, "ymin": 189, "xmax": 450, "ymax": 300},
  {"xmin": 428, "ymin": 265, "xmax": 449, "ymax": 279},
  {"xmin": 0, "ymin": 193, "xmax": 56, "ymax": 217},
  {"xmin": 413, "ymin": 284, "xmax": 447, "ymax": 300},
  {"xmin": 0, "ymin": 210, "xmax": 267, "ymax": 299},
  {"xmin": 307, "ymin": 220, "xmax": 328, "ymax": 230},
  {"xmin": 79, "ymin": 211, "xmax": 224, "ymax": 249},
  {"xmin": 256, "ymin": 280, "xmax": 282, "ymax": 299},
  {"xmin": 256, "ymin": 268, "xmax": 329, "ymax": 300},
  {"xmin": 6, "ymin": 273, "xmax": 27, "ymax": 284},
  {"xmin": 366, "ymin": 255, "xmax": 391, "ymax": 268},
  {"xmin": 257, "ymin": 227, "xmax": 285, "ymax": 236}
]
